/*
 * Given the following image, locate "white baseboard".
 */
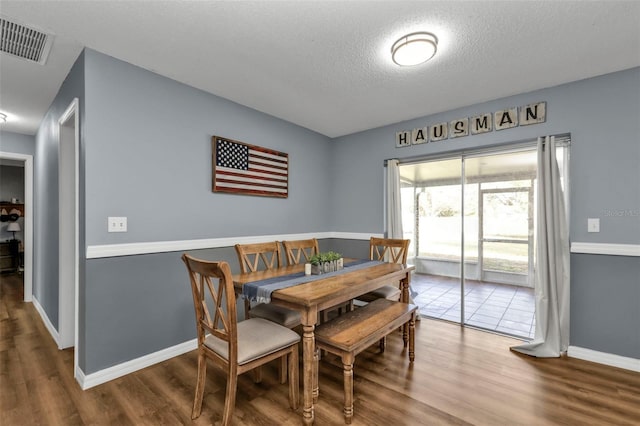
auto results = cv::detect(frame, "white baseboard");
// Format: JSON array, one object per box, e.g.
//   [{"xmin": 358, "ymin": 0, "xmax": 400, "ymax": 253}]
[
  {"xmin": 79, "ymin": 339, "xmax": 197, "ymax": 390},
  {"xmin": 31, "ymin": 295, "xmax": 60, "ymax": 347},
  {"xmin": 568, "ymin": 345, "xmax": 640, "ymax": 372},
  {"xmin": 86, "ymin": 231, "xmax": 381, "ymax": 259}
]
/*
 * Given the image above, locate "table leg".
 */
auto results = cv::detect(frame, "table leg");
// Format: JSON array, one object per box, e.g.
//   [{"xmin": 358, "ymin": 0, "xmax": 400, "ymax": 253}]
[{"xmin": 302, "ymin": 313, "xmax": 316, "ymax": 425}]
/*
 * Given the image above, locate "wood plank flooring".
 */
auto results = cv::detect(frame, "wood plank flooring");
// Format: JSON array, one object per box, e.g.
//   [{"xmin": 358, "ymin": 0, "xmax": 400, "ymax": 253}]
[{"xmin": 2, "ymin": 272, "xmax": 639, "ymax": 425}]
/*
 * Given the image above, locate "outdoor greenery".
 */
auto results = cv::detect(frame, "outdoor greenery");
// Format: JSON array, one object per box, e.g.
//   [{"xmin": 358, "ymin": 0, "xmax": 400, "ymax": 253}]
[{"xmin": 405, "ymin": 180, "xmax": 533, "ymax": 276}]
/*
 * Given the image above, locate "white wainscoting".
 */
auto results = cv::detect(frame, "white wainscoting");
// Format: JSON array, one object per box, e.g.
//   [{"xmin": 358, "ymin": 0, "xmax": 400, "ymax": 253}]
[
  {"xmin": 86, "ymin": 231, "xmax": 380, "ymax": 259},
  {"xmin": 75, "ymin": 237, "xmax": 638, "ymax": 387},
  {"xmin": 571, "ymin": 242, "xmax": 640, "ymax": 256}
]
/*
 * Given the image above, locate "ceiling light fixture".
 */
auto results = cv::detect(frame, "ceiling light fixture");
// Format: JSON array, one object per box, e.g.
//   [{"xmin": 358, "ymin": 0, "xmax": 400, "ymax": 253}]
[
  {"xmin": 0, "ymin": 113, "xmax": 6, "ymax": 123},
  {"xmin": 391, "ymin": 32, "xmax": 438, "ymax": 66}
]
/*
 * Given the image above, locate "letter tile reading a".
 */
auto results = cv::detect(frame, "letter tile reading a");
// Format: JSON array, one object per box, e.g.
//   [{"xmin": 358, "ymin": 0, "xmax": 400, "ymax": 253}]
[
  {"xmin": 412, "ymin": 127, "xmax": 428, "ymax": 145},
  {"xmin": 494, "ymin": 107, "xmax": 518, "ymax": 131}
]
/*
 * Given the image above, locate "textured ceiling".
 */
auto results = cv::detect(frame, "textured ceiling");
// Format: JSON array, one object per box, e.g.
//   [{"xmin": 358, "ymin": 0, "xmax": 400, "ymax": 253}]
[{"xmin": 1, "ymin": 1, "xmax": 639, "ymax": 137}]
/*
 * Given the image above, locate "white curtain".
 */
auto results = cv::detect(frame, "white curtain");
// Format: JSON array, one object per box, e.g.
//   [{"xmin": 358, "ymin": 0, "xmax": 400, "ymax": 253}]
[
  {"xmin": 512, "ymin": 136, "xmax": 570, "ymax": 357},
  {"xmin": 386, "ymin": 159, "xmax": 420, "ymax": 315},
  {"xmin": 386, "ymin": 159, "xmax": 403, "ymax": 239}
]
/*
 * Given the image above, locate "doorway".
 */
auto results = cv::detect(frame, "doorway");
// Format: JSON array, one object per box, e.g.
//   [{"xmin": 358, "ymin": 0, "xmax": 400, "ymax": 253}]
[
  {"xmin": 0, "ymin": 152, "xmax": 33, "ymax": 303},
  {"xmin": 58, "ymin": 98, "xmax": 79, "ymax": 360}
]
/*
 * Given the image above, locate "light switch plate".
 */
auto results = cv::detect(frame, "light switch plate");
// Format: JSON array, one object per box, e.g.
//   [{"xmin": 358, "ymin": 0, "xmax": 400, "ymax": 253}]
[
  {"xmin": 587, "ymin": 218, "xmax": 600, "ymax": 233},
  {"xmin": 108, "ymin": 217, "xmax": 127, "ymax": 233}
]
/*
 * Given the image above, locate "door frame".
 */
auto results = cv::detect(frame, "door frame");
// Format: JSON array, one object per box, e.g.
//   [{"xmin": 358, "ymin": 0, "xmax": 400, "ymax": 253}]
[
  {"xmin": 57, "ymin": 97, "xmax": 80, "ymax": 373},
  {"xmin": 0, "ymin": 151, "xmax": 33, "ymax": 302}
]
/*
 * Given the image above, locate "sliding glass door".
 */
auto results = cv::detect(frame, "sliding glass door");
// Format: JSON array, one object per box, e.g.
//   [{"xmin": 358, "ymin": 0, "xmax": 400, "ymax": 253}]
[
  {"xmin": 461, "ymin": 150, "xmax": 536, "ymax": 338},
  {"xmin": 400, "ymin": 141, "xmax": 568, "ymax": 339}
]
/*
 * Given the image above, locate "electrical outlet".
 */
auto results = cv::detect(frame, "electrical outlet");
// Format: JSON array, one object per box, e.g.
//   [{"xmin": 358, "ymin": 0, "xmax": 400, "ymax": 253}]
[
  {"xmin": 587, "ymin": 218, "xmax": 600, "ymax": 233},
  {"xmin": 108, "ymin": 217, "xmax": 127, "ymax": 233}
]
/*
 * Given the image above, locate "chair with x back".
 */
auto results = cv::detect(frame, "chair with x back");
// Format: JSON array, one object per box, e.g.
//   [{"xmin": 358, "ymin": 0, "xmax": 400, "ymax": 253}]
[
  {"xmin": 234, "ymin": 241, "xmax": 301, "ymax": 327},
  {"xmin": 282, "ymin": 238, "xmax": 319, "ymax": 266},
  {"xmin": 235, "ymin": 241, "xmax": 302, "ymax": 382},
  {"xmin": 356, "ymin": 237, "xmax": 410, "ymax": 303},
  {"xmin": 181, "ymin": 254, "xmax": 299, "ymax": 425}
]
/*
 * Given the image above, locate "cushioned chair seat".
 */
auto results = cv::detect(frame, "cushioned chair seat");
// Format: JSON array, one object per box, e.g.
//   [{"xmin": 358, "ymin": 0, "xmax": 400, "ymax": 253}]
[
  {"xmin": 357, "ymin": 284, "xmax": 401, "ymax": 303},
  {"xmin": 205, "ymin": 318, "xmax": 301, "ymax": 365},
  {"xmin": 249, "ymin": 303, "xmax": 302, "ymax": 328}
]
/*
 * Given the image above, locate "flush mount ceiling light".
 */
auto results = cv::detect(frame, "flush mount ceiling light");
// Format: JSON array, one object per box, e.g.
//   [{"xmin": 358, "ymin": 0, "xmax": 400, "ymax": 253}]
[{"xmin": 391, "ymin": 32, "xmax": 438, "ymax": 66}]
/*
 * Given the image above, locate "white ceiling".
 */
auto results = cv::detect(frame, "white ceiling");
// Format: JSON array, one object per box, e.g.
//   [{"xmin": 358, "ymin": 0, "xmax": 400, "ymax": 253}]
[{"xmin": 1, "ymin": 1, "xmax": 639, "ymax": 138}]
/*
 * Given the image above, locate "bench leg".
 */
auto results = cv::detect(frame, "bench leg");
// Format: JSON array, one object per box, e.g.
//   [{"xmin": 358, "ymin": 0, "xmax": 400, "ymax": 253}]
[
  {"xmin": 409, "ymin": 314, "xmax": 416, "ymax": 362},
  {"xmin": 342, "ymin": 353, "xmax": 355, "ymax": 424},
  {"xmin": 403, "ymin": 322, "xmax": 409, "ymax": 347},
  {"xmin": 313, "ymin": 346, "xmax": 320, "ymax": 403}
]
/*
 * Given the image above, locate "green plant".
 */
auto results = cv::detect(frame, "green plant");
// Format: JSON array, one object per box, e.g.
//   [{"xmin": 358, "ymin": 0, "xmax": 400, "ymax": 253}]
[{"xmin": 309, "ymin": 251, "xmax": 342, "ymax": 265}]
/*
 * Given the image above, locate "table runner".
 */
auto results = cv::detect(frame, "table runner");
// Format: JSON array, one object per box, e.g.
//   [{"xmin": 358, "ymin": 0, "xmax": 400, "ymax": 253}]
[{"xmin": 243, "ymin": 259, "xmax": 384, "ymax": 304}]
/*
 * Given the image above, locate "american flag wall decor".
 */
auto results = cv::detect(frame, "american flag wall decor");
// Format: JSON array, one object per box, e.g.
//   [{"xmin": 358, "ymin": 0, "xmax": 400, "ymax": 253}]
[{"xmin": 212, "ymin": 136, "xmax": 289, "ymax": 198}]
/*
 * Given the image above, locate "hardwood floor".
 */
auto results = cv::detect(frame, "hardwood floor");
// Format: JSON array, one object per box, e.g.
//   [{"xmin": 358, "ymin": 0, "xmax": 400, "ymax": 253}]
[{"xmin": 2, "ymin": 272, "xmax": 639, "ymax": 425}]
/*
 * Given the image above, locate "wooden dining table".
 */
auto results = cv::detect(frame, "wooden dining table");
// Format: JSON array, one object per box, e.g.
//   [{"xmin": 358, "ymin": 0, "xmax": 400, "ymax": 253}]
[{"xmin": 232, "ymin": 260, "xmax": 414, "ymax": 425}]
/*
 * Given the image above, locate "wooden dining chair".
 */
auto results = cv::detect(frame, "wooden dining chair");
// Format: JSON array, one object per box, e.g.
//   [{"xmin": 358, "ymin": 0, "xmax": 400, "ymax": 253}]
[
  {"xmin": 282, "ymin": 238, "xmax": 319, "ymax": 266},
  {"xmin": 356, "ymin": 237, "xmax": 410, "ymax": 303},
  {"xmin": 181, "ymin": 254, "xmax": 299, "ymax": 425},
  {"xmin": 235, "ymin": 242, "xmax": 302, "ymax": 382},
  {"xmin": 234, "ymin": 242, "xmax": 302, "ymax": 327}
]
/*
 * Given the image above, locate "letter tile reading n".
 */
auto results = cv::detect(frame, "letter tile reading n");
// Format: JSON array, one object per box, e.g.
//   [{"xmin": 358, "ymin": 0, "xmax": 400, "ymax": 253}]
[
  {"xmin": 494, "ymin": 107, "xmax": 519, "ymax": 131},
  {"xmin": 520, "ymin": 102, "xmax": 546, "ymax": 126},
  {"xmin": 471, "ymin": 113, "xmax": 493, "ymax": 135}
]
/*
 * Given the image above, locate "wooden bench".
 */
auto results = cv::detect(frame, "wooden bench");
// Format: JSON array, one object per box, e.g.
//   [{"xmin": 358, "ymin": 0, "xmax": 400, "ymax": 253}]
[{"xmin": 314, "ymin": 298, "xmax": 417, "ymax": 424}]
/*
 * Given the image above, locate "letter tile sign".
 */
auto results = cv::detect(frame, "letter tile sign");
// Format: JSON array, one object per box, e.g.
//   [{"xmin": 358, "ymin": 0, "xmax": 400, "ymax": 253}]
[{"xmin": 393, "ymin": 101, "xmax": 546, "ymax": 147}]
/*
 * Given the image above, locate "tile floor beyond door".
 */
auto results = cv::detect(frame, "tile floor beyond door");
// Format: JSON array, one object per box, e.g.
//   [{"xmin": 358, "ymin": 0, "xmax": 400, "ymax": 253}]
[{"xmin": 411, "ymin": 273, "xmax": 535, "ymax": 340}]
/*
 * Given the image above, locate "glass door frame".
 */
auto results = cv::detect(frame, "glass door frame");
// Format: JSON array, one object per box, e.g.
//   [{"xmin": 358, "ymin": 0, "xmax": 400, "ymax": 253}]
[{"xmin": 400, "ymin": 136, "xmax": 570, "ymax": 338}]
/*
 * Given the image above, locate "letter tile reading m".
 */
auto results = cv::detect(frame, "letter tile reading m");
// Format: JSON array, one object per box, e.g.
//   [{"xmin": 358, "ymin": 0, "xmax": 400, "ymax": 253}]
[{"xmin": 471, "ymin": 113, "xmax": 492, "ymax": 134}]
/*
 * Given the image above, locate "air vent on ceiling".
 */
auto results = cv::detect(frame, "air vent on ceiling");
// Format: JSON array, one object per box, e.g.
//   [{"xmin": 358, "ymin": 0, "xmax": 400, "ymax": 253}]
[{"xmin": 0, "ymin": 17, "xmax": 53, "ymax": 65}]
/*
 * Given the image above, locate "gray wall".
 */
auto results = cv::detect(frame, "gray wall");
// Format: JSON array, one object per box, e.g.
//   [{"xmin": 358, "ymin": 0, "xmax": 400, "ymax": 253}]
[
  {"xmin": 80, "ymin": 49, "xmax": 333, "ymax": 373},
  {"xmin": 0, "ymin": 130, "xmax": 35, "ymax": 155},
  {"xmin": 571, "ymin": 254, "xmax": 639, "ymax": 359},
  {"xmin": 33, "ymin": 51, "xmax": 86, "ymax": 345},
  {"xmin": 83, "ymin": 50, "xmax": 332, "ymax": 245},
  {"xmin": 332, "ymin": 67, "xmax": 640, "ymax": 358},
  {"xmin": 34, "ymin": 47, "xmax": 638, "ymax": 374}
]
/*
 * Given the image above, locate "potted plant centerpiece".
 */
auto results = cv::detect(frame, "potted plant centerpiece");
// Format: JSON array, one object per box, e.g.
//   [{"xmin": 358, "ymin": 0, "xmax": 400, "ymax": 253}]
[{"xmin": 309, "ymin": 251, "xmax": 344, "ymax": 275}]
